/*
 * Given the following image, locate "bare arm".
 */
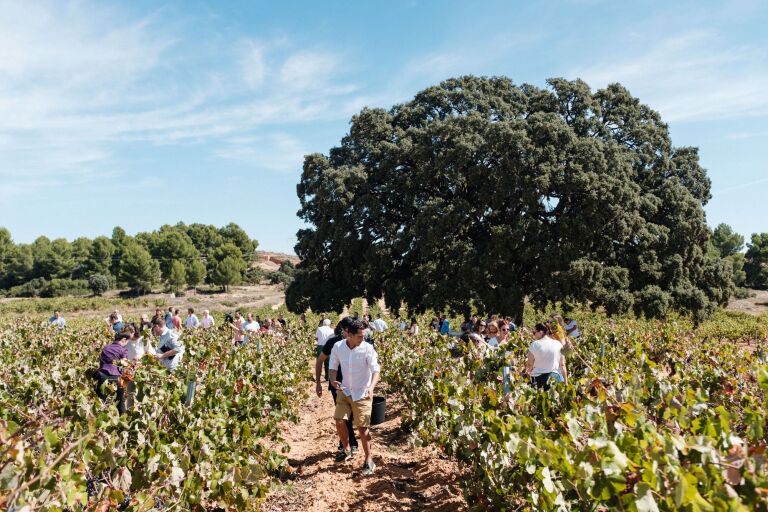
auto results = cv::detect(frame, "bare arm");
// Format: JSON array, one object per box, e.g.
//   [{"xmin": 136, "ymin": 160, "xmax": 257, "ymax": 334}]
[
  {"xmin": 525, "ymin": 352, "xmax": 534, "ymax": 375},
  {"xmin": 366, "ymin": 371, "xmax": 380, "ymax": 399},
  {"xmin": 329, "ymin": 369, "xmax": 341, "ymax": 390},
  {"xmin": 559, "ymin": 354, "xmax": 568, "ymax": 385},
  {"xmin": 315, "ymin": 353, "xmax": 328, "ymax": 397}
]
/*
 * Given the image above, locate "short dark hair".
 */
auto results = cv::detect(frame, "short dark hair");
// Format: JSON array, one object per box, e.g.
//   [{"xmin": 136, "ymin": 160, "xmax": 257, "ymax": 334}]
[
  {"xmin": 347, "ymin": 319, "xmax": 365, "ymax": 335},
  {"xmin": 188, "ymin": 308, "xmax": 194, "ymax": 314},
  {"xmin": 152, "ymin": 317, "xmax": 165, "ymax": 328},
  {"xmin": 534, "ymin": 322, "xmax": 552, "ymax": 335},
  {"xmin": 340, "ymin": 316, "xmax": 355, "ymax": 330},
  {"xmin": 114, "ymin": 332, "xmax": 131, "ymax": 342}
]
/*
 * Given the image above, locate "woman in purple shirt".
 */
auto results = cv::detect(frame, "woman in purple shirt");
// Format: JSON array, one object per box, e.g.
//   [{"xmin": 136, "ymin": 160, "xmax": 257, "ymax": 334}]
[{"xmin": 95, "ymin": 332, "xmax": 130, "ymax": 414}]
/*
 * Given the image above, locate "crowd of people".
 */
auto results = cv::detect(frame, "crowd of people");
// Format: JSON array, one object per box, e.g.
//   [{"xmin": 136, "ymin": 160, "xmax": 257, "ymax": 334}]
[
  {"xmin": 49, "ymin": 304, "xmax": 578, "ymax": 477},
  {"xmin": 453, "ymin": 313, "xmax": 579, "ymax": 390}
]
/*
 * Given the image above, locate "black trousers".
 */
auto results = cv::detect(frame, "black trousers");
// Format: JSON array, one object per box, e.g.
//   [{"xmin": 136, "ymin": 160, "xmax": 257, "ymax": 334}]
[
  {"xmin": 94, "ymin": 370, "xmax": 126, "ymax": 415},
  {"xmin": 531, "ymin": 372, "xmax": 562, "ymax": 391},
  {"xmin": 330, "ymin": 387, "xmax": 357, "ymax": 448}
]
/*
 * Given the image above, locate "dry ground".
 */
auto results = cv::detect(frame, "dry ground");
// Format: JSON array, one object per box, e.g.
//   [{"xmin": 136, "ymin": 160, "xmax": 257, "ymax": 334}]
[
  {"xmin": 262, "ymin": 367, "xmax": 465, "ymax": 512},
  {"xmin": 726, "ymin": 289, "xmax": 768, "ymax": 315}
]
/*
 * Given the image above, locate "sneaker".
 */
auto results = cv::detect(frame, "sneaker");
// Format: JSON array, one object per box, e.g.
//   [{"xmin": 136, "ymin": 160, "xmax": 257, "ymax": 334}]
[
  {"xmin": 337, "ymin": 442, "xmax": 344, "ymax": 452},
  {"xmin": 361, "ymin": 460, "xmax": 376, "ymax": 475},
  {"xmin": 335, "ymin": 450, "xmax": 352, "ymax": 462}
]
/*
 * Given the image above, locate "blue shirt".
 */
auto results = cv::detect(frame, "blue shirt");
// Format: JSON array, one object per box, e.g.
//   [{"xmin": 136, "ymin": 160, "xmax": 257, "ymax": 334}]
[
  {"xmin": 111, "ymin": 321, "xmax": 124, "ymax": 333},
  {"xmin": 49, "ymin": 316, "xmax": 66, "ymax": 329},
  {"xmin": 439, "ymin": 319, "xmax": 450, "ymax": 335},
  {"xmin": 165, "ymin": 312, "xmax": 174, "ymax": 329}
]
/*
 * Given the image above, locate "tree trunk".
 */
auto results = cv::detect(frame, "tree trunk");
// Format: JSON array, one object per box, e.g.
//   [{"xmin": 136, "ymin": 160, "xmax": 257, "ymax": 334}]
[{"xmin": 512, "ymin": 296, "xmax": 526, "ymax": 327}]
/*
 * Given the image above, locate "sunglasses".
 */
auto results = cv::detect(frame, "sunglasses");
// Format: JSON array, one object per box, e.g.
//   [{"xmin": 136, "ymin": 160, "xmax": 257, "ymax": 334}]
[{"xmin": 501, "ymin": 328, "xmax": 509, "ymax": 332}]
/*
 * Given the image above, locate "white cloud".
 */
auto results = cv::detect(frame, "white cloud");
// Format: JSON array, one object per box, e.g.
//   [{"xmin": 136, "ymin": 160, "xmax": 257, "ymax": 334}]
[
  {"xmin": 0, "ymin": 1, "xmax": 363, "ymax": 201},
  {"xmin": 216, "ymin": 133, "xmax": 306, "ymax": 172},
  {"xmin": 280, "ymin": 51, "xmax": 339, "ymax": 91},
  {"xmin": 571, "ymin": 30, "xmax": 768, "ymax": 122},
  {"xmin": 241, "ymin": 40, "xmax": 266, "ymax": 88},
  {"xmin": 726, "ymin": 130, "xmax": 768, "ymax": 140}
]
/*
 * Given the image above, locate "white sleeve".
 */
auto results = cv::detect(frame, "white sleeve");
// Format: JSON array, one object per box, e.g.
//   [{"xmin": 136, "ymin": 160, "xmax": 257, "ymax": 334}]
[
  {"xmin": 368, "ymin": 346, "xmax": 381, "ymax": 374},
  {"xmin": 329, "ymin": 345, "xmax": 340, "ymax": 372}
]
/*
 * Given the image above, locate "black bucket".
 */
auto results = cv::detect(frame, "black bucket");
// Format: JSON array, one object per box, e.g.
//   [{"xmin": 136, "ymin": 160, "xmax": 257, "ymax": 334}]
[{"xmin": 370, "ymin": 396, "xmax": 386, "ymax": 425}]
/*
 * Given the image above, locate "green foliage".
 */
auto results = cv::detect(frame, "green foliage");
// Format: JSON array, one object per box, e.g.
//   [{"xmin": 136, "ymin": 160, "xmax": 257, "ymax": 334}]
[
  {"xmin": 0, "ymin": 223, "xmax": 257, "ymax": 298},
  {"xmin": 168, "ymin": 260, "xmax": 187, "ymax": 292},
  {"xmin": 87, "ymin": 274, "xmax": 112, "ymax": 296},
  {"xmin": 712, "ymin": 223, "xmax": 745, "ymax": 257},
  {"xmin": 377, "ymin": 313, "xmax": 768, "ymax": 510},
  {"xmin": 243, "ymin": 266, "xmax": 265, "ymax": 285},
  {"xmin": 0, "ymin": 317, "xmax": 312, "ymax": 510},
  {"xmin": 726, "ymin": 253, "xmax": 747, "ymax": 287},
  {"xmin": 6, "ymin": 278, "xmax": 90, "ymax": 298},
  {"xmin": 119, "ymin": 242, "xmax": 160, "ymax": 294},
  {"xmin": 268, "ymin": 271, "xmax": 294, "ymax": 287},
  {"xmin": 0, "ymin": 296, "xmax": 166, "ymax": 315},
  {"xmin": 0, "ymin": 227, "xmax": 12, "ymax": 280},
  {"xmin": 152, "ymin": 230, "xmax": 199, "ymax": 280},
  {"xmin": 746, "ymin": 233, "xmax": 768, "ymax": 289},
  {"xmin": 219, "ymin": 222, "xmax": 258, "ymax": 261},
  {"xmin": 186, "ymin": 259, "xmax": 206, "ymax": 289},
  {"xmin": 88, "ymin": 236, "xmax": 115, "ymax": 276},
  {"xmin": 288, "ymin": 76, "xmax": 731, "ymax": 324},
  {"xmin": 210, "ymin": 257, "xmax": 245, "ymax": 290},
  {"xmin": 269, "ymin": 261, "xmax": 296, "ymax": 287}
]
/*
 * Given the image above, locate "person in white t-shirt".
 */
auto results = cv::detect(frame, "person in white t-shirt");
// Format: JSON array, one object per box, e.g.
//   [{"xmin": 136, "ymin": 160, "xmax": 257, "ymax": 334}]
[
  {"xmin": 564, "ymin": 316, "xmax": 580, "ymax": 339},
  {"xmin": 408, "ymin": 319, "xmax": 419, "ymax": 337},
  {"xmin": 185, "ymin": 308, "xmax": 200, "ymax": 329},
  {"xmin": 526, "ymin": 323, "xmax": 567, "ymax": 390},
  {"xmin": 242, "ymin": 313, "xmax": 260, "ymax": 347},
  {"xmin": 123, "ymin": 323, "xmax": 146, "ymax": 361},
  {"xmin": 201, "ymin": 310, "xmax": 215, "ymax": 329},
  {"xmin": 370, "ymin": 314, "xmax": 388, "ymax": 332},
  {"xmin": 316, "ymin": 319, "xmax": 334, "ymax": 355},
  {"xmin": 486, "ymin": 321, "xmax": 501, "ymax": 348}
]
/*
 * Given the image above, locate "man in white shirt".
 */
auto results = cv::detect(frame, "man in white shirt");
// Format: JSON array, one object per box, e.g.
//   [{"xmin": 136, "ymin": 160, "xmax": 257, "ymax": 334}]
[
  {"xmin": 201, "ymin": 310, "xmax": 215, "ymax": 329},
  {"xmin": 242, "ymin": 313, "xmax": 261, "ymax": 348},
  {"xmin": 315, "ymin": 318, "xmax": 334, "ymax": 357},
  {"xmin": 329, "ymin": 319, "xmax": 380, "ymax": 475},
  {"xmin": 185, "ymin": 308, "xmax": 200, "ymax": 329},
  {"xmin": 370, "ymin": 314, "xmax": 388, "ymax": 332},
  {"xmin": 564, "ymin": 316, "xmax": 580, "ymax": 339},
  {"xmin": 151, "ymin": 318, "xmax": 184, "ymax": 371}
]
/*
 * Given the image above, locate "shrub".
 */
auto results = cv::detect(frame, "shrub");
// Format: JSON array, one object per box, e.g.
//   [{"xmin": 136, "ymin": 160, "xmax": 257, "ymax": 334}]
[
  {"xmin": 87, "ymin": 274, "xmax": 112, "ymax": 296},
  {"xmin": 733, "ymin": 287, "xmax": 755, "ymax": 299}
]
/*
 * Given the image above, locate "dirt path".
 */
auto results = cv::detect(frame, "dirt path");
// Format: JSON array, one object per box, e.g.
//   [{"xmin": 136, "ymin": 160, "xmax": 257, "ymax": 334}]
[{"xmin": 263, "ymin": 365, "xmax": 466, "ymax": 512}]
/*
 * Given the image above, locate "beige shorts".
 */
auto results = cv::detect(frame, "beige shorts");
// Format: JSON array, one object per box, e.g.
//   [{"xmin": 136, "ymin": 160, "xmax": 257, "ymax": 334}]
[{"xmin": 334, "ymin": 392, "xmax": 373, "ymax": 429}]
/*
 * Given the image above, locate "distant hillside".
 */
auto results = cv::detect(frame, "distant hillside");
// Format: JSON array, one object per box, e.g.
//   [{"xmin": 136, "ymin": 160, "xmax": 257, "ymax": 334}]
[{"xmin": 254, "ymin": 251, "xmax": 300, "ymax": 272}]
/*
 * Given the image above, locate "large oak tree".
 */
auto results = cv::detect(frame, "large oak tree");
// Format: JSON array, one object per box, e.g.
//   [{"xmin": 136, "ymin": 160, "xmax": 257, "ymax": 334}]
[{"xmin": 287, "ymin": 76, "xmax": 731, "ymax": 322}]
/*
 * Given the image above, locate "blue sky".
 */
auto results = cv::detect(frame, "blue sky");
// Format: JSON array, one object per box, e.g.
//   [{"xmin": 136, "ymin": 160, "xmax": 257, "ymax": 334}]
[{"xmin": 1, "ymin": 0, "xmax": 766, "ymax": 253}]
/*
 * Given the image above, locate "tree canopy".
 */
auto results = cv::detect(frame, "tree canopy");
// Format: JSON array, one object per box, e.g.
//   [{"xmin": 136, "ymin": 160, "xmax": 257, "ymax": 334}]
[
  {"xmin": 0, "ymin": 222, "xmax": 257, "ymax": 296},
  {"xmin": 745, "ymin": 233, "xmax": 768, "ymax": 289},
  {"xmin": 287, "ymin": 76, "xmax": 733, "ymax": 323},
  {"xmin": 712, "ymin": 223, "xmax": 744, "ymax": 257}
]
